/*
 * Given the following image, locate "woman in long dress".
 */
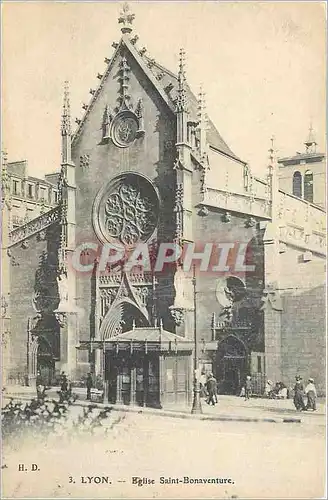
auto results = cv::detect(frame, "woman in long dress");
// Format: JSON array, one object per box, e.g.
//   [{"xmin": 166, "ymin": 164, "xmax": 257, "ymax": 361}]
[{"xmin": 305, "ymin": 378, "xmax": 317, "ymax": 411}]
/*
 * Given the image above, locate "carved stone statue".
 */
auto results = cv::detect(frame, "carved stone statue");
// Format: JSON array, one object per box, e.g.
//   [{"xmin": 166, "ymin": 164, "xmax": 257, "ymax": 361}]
[
  {"xmin": 173, "ymin": 265, "xmax": 193, "ymax": 310},
  {"xmin": 57, "ymin": 274, "xmax": 69, "ymax": 304}
]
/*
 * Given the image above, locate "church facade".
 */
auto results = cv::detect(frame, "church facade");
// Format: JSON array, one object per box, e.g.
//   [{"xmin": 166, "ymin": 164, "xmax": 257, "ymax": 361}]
[{"xmin": 2, "ymin": 5, "xmax": 326, "ymax": 404}]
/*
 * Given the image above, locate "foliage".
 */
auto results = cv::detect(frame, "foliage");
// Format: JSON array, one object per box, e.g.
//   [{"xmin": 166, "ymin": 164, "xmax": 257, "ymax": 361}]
[{"xmin": 1, "ymin": 397, "xmax": 117, "ymax": 442}]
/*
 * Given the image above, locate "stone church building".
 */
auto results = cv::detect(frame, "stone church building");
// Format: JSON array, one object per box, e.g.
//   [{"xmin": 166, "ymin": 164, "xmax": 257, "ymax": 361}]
[{"xmin": 1, "ymin": 4, "xmax": 326, "ymax": 405}]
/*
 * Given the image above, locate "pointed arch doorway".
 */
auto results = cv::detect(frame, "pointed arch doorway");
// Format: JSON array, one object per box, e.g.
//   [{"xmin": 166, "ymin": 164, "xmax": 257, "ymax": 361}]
[{"xmin": 216, "ymin": 335, "xmax": 248, "ymax": 395}]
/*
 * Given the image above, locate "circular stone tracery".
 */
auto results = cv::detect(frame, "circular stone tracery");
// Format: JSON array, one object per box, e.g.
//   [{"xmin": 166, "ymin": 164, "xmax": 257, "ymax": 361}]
[
  {"xmin": 93, "ymin": 172, "xmax": 160, "ymax": 247},
  {"xmin": 111, "ymin": 111, "xmax": 139, "ymax": 148}
]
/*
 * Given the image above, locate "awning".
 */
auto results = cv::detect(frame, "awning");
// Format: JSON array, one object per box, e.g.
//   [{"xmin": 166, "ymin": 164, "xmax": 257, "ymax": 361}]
[{"xmin": 76, "ymin": 326, "xmax": 194, "ymax": 353}]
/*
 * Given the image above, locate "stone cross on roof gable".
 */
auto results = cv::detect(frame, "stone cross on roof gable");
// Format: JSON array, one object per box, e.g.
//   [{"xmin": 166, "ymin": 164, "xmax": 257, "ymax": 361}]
[{"xmin": 118, "ymin": 2, "xmax": 135, "ymax": 34}]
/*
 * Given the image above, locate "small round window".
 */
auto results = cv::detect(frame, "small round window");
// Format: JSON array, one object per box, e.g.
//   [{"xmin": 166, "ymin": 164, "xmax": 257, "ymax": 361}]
[{"xmin": 111, "ymin": 111, "xmax": 139, "ymax": 148}]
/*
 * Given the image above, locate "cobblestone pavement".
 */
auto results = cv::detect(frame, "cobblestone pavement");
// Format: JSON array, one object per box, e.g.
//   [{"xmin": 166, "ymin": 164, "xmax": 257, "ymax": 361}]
[{"xmin": 2, "ymin": 403, "xmax": 326, "ymax": 499}]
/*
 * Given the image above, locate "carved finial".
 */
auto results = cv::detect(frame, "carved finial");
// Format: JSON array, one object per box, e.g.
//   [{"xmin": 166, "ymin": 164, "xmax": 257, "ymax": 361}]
[
  {"xmin": 131, "ymin": 34, "xmax": 139, "ymax": 45},
  {"xmin": 176, "ymin": 48, "xmax": 188, "ymax": 113},
  {"xmin": 305, "ymin": 123, "xmax": 317, "ymax": 153},
  {"xmin": 178, "ymin": 48, "xmax": 186, "ymax": 82},
  {"xmin": 197, "ymin": 85, "xmax": 209, "ymax": 158},
  {"xmin": 119, "ymin": 56, "xmax": 131, "ymax": 105},
  {"xmin": 267, "ymin": 135, "xmax": 276, "ymax": 177},
  {"xmin": 1, "ymin": 149, "xmax": 10, "ymax": 194},
  {"xmin": 102, "ymin": 105, "xmax": 112, "ymax": 139},
  {"xmin": 118, "ymin": 2, "xmax": 135, "ymax": 35},
  {"xmin": 61, "ymin": 81, "xmax": 71, "ymax": 136}
]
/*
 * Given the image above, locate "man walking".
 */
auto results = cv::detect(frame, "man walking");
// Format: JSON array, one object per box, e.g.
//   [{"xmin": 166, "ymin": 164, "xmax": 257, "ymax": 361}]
[
  {"xmin": 86, "ymin": 372, "xmax": 93, "ymax": 401},
  {"xmin": 36, "ymin": 370, "xmax": 45, "ymax": 400},
  {"xmin": 206, "ymin": 373, "xmax": 218, "ymax": 406},
  {"xmin": 245, "ymin": 375, "xmax": 252, "ymax": 401}
]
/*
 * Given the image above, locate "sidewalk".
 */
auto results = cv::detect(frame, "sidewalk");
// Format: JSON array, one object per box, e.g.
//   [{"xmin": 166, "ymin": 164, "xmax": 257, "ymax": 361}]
[{"xmin": 3, "ymin": 385, "xmax": 325, "ymax": 425}]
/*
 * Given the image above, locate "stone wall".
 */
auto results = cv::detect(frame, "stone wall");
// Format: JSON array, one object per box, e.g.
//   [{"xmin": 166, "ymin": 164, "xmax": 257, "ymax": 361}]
[
  {"xmin": 279, "ymin": 245, "xmax": 326, "ymax": 395},
  {"xmin": 8, "ymin": 234, "xmax": 47, "ymax": 375}
]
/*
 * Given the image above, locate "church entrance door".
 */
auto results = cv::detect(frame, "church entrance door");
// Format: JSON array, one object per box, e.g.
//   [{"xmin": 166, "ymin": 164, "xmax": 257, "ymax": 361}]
[{"xmin": 216, "ymin": 336, "xmax": 247, "ymax": 395}]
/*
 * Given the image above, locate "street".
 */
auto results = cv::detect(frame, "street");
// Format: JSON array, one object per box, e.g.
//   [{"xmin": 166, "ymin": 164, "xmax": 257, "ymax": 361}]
[{"xmin": 2, "ymin": 406, "xmax": 325, "ymax": 499}]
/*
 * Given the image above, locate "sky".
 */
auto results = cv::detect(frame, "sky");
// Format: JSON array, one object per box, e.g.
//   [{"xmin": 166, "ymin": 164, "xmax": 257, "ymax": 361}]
[{"xmin": 2, "ymin": 1, "xmax": 326, "ymax": 179}]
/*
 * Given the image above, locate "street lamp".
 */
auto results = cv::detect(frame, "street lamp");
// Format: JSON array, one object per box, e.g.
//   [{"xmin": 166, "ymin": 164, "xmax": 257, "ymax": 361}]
[{"xmin": 191, "ymin": 265, "xmax": 202, "ymax": 414}]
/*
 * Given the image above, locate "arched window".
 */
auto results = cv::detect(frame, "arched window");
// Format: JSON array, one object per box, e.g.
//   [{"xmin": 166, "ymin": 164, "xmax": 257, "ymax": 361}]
[
  {"xmin": 292, "ymin": 171, "xmax": 302, "ymax": 198},
  {"xmin": 304, "ymin": 170, "xmax": 313, "ymax": 203}
]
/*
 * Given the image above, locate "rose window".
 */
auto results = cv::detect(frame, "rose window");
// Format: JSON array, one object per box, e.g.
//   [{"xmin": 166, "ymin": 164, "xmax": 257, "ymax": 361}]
[{"xmin": 93, "ymin": 173, "xmax": 160, "ymax": 247}]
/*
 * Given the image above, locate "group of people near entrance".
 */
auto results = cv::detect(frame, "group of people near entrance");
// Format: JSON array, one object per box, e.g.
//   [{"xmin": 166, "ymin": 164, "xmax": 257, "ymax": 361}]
[
  {"xmin": 265, "ymin": 376, "xmax": 317, "ymax": 411},
  {"xmin": 265, "ymin": 380, "xmax": 288, "ymax": 399}
]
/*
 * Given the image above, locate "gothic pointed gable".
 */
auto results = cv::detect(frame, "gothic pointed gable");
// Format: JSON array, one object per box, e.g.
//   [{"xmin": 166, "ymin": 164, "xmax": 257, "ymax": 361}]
[
  {"xmin": 72, "ymin": 36, "xmax": 176, "ymax": 148},
  {"xmin": 71, "ymin": 12, "xmax": 241, "ymax": 164}
]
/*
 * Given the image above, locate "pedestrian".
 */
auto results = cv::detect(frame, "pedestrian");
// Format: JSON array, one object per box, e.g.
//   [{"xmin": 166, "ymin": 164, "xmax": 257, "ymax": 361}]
[
  {"xmin": 199, "ymin": 372, "xmax": 207, "ymax": 398},
  {"xmin": 206, "ymin": 373, "xmax": 217, "ymax": 406},
  {"xmin": 293, "ymin": 375, "xmax": 306, "ymax": 411},
  {"xmin": 265, "ymin": 379, "xmax": 273, "ymax": 398},
  {"xmin": 86, "ymin": 372, "xmax": 93, "ymax": 401},
  {"xmin": 245, "ymin": 375, "xmax": 252, "ymax": 401},
  {"xmin": 305, "ymin": 378, "xmax": 317, "ymax": 411},
  {"xmin": 60, "ymin": 371, "xmax": 68, "ymax": 391},
  {"xmin": 36, "ymin": 370, "xmax": 45, "ymax": 400}
]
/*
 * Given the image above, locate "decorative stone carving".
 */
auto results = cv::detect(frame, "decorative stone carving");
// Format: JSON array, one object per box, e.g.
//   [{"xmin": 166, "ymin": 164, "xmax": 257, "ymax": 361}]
[
  {"xmin": 260, "ymin": 283, "xmax": 283, "ymax": 312},
  {"xmin": 93, "ymin": 172, "xmax": 160, "ymax": 247},
  {"xmin": 80, "ymin": 154, "xmax": 90, "ymax": 169},
  {"xmin": 100, "ymin": 288, "xmax": 116, "ymax": 318},
  {"xmin": 134, "ymin": 286, "xmax": 150, "ymax": 306},
  {"xmin": 116, "ymin": 56, "xmax": 132, "ymax": 112},
  {"xmin": 216, "ymin": 276, "xmax": 247, "ymax": 323},
  {"xmin": 198, "ymin": 205, "xmax": 209, "ymax": 216},
  {"xmin": 21, "ymin": 240, "xmax": 29, "ymax": 249},
  {"xmin": 135, "ymin": 99, "xmax": 145, "ymax": 133},
  {"xmin": 173, "ymin": 265, "xmax": 193, "ymax": 310},
  {"xmin": 169, "ymin": 306, "xmax": 184, "ymax": 326},
  {"xmin": 33, "ymin": 251, "xmax": 60, "ymax": 314},
  {"xmin": 174, "ymin": 183, "xmax": 184, "ymax": 242},
  {"xmin": 245, "ymin": 216, "xmax": 256, "ymax": 228},
  {"xmin": 118, "ymin": 2, "xmax": 135, "ymax": 34},
  {"xmin": 1, "ymin": 295, "xmax": 8, "ymax": 318},
  {"xmin": 111, "ymin": 112, "xmax": 138, "ymax": 147},
  {"xmin": 221, "ymin": 211, "xmax": 231, "ymax": 223},
  {"xmin": 9, "ymin": 206, "xmax": 60, "ymax": 247},
  {"xmin": 55, "ymin": 312, "xmax": 67, "ymax": 328},
  {"xmin": 36, "ymin": 230, "xmax": 47, "ymax": 242},
  {"xmin": 164, "ymin": 140, "xmax": 174, "ymax": 151}
]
